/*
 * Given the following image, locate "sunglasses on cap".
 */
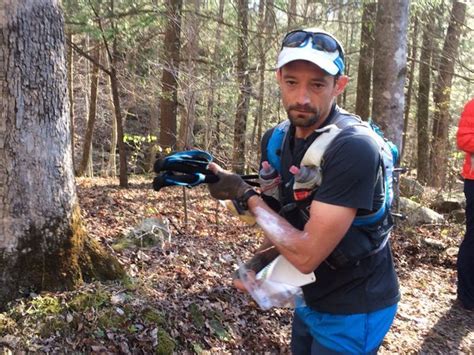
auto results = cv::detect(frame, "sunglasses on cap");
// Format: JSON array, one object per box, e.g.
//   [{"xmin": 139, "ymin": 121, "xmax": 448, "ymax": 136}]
[{"xmin": 281, "ymin": 30, "xmax": 344, "ymax": 61}]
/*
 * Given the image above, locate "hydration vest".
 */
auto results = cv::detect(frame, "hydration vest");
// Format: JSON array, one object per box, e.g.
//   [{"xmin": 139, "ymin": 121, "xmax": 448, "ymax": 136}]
[{"xmin": 260, "ymin": 108, "xmax": 399, "ymax": 268}]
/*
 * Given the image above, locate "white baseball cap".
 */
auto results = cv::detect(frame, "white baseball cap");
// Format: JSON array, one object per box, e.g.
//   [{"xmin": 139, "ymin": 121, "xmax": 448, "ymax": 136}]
[{"xmin": 276, "ymin": 28, "xmax": 345, "ymax": 75}]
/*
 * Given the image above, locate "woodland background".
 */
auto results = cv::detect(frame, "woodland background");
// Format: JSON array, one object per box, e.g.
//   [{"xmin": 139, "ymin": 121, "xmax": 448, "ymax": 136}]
[
  {"xmin": 0, "ymin": 0, "xmax": 473, "ymax": 353},
  {"xmin": 64, "ymin": 0, "xmax": 472, "ymax": 188}
]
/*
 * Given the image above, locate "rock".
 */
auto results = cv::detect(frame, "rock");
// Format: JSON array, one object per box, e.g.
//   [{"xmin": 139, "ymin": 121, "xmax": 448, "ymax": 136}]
[
  {"xmin": 422, "ymin": 237, "xmax": 446, "ymax": 251},
  {"xmin": 113, "ymin": 217, "xmax": 171, "ymax": 251},
  {"xmin": 399, "ymin": 176, "xmax": 425, "ymax": 198},
  {"xmin": 450, "ymin": 209, "xmax": 465, "ymax": 224},
  {"xmin": 399, "ymin": 197, "xmax": 445, "ymax": 226},
  {"xmin": 430, "ymin": 191, "xmax": 465, "ymax": 213}
]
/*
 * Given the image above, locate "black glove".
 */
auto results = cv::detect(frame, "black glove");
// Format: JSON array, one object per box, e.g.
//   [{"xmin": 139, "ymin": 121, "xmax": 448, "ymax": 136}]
[{"xmin": 208, "ymin": 171, "xmax": 253, "ymax": 201}]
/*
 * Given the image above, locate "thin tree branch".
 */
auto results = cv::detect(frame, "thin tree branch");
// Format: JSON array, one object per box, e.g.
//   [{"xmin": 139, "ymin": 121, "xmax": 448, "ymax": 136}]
[{"xmin": 66, "ymin": 38, "xmax": 111, "ymax": 76}]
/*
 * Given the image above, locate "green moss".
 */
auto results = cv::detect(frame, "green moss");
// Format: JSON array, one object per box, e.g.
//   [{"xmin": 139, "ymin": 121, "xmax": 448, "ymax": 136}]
[
  {"xmin": 27, "ymin": 295, "xmax": 63, "ymax": 317},
  {"xmin": 142, "ymin": 308, "xmax": 166, "ymax": 326},
  {"xmin": 0, "ymin": 314, "xmax": 17, "ymax": 335},
  {"xmin": 111, "ymin": 237, "xmax": 135, "ymax": 252},
  {"xmin": 155, "ymin": 329, "xmax": 175, "ymax": 355},
  {"xmin": 69, "ymin": 290, "xmax": 109, "ymax": 312},
  {"xmin": 188, "ymin": 303, "xmax": 205, "ymax": 328},
  {"xmin": 97, "ymin": 308, "xmax": 127, "ymax": 329},
  {"xmin": 121, "ymin": 276, "xmax": 137, "ymax": 291}
]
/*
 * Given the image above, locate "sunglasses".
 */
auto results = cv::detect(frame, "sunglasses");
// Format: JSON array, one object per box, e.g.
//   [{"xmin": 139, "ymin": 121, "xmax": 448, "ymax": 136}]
[{"xmin": 281, "ymin": 30, "xmax": 344, "ymax": 61}]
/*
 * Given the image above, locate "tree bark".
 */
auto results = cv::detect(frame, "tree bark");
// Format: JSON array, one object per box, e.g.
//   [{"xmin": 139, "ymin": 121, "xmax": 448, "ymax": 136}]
[
  {"xmin": 0, "ymin": 0, "xmax": 123, "ymax": 307},
  {"xmin": 401, "ymin": 17, "xmax": 419, "ymax": 162},
  {"xmin": 232, "ymin": 0, "xmax": 250, "ymax": 174},
  {"xmin": 77, "ymin": 44, "xmax": 100, "ymax": 177},
  {"xmin": 159, "ymin": 0, "xmax": 183, "ymax": 150},
  {"xmin": 371, "ymin": 0, "xmax": 409, "ymax": 151},
  {"xmin": 253, "ymin": 0, "xmax": 274, "ymax": 153},
  {"xmin": 287, "ymin": 0, "xmax": 297, "ymax": 29},
  {"xmin": 355, "ymin": 2, "xmax": 376, "ymax": 121},
  {"xmin": 205, "ymin": 0, "xmax": 225, "ymax": 151},
  {"xmin": 416, "ymin": 16, "xmax": 433, "ymax": 185},
  {"xmin": 178, "ymin": 0, "xmax": 201, "ymax": 150},
  {"xmin": 66, "ymin": 32, "xmax": 75, "ymax": 171},
  {"xmin": 429, "ymin": 1, "xmax": 466, "ymax": 188}
]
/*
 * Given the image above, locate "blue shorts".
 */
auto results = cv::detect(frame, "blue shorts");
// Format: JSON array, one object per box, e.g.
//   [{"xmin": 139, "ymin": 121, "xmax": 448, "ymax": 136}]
[{"xmin": 291, "ymin": 304, "xmax": 398, "ymax": 354}]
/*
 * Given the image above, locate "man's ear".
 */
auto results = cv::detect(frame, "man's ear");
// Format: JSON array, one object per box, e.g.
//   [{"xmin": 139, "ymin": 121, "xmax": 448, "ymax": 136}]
[
  {"xmin": 334, "ymin": 75, "xmax": 349, "ymax": 96},
  {"xmin": 275, "ymin": 68, "xmax": 282, "ymax": 83}
]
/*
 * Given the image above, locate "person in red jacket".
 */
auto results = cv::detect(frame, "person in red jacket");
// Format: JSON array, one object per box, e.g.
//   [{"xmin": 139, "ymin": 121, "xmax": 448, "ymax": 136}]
[{"xmin": 456, "ymin": 98, "xmax": 474, "ymax": 311}]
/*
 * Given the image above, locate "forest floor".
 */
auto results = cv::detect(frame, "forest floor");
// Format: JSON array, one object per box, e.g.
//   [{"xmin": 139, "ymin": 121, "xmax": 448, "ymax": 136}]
[{"xmin": 0, "ymin": 176, "xmax": 473, "ymax": 354}]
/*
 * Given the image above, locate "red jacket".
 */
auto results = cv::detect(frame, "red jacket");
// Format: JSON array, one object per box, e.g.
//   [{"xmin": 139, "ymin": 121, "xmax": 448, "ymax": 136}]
[{"xmin": 457, "ymin": 99, "xmax": 474, "ymax": 180}]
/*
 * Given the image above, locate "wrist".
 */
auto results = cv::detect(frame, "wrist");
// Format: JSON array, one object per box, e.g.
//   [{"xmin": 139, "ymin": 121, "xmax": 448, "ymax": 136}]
[{"xmin": 236, "ymin": 188, "xmax": 259, "ymax": 211}]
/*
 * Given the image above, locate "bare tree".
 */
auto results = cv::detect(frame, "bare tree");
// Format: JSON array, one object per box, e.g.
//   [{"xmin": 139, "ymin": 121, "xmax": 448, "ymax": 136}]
[
  {"xmin": 178, "ymin": 0, "xmax": 201, "ymax": 150},
  {"xmin": 232, "ymin": 0, "xmax": 250, "ymax": 174},
  {"xmin": 416, "ymin": 14, "xmax": 435, "ymax": 185},
  {"xmin": 401, "ymin": 17, "xmax": 419, "ymax": 162},
  {"xmin": 159, "ymin": 0, "xmax": 183, "ymax": 150},
  {"xmin": 0, "ymin": 0, "xmax": 123, "ymax": 306},
  {"xmin": 77, "ymin": 44, "xmax": 101, "ymax": 177},
  {"xmin": 355, "ymin": 2, "xmax": 376, "ymax": 121},
  {"xmin": 371, "ymin": 0, "xmax": 409, "ymax": 150},
  {"xmin": 430, "ymin": 1, "xmax": 466, "ymax": 187}
]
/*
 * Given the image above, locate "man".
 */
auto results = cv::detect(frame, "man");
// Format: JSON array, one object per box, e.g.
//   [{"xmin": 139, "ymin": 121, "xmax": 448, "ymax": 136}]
[
  {"xmin": 456, "ymin": 98, "xmax": 474, "ymax": 311},
  {"xmin": 208, "ymin": 28, "xmax": 400, "ymax": 354}
]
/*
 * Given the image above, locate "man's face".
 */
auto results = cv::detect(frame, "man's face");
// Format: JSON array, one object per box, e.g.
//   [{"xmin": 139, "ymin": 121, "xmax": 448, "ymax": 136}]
[{"xmin": 277, "ymin": 60, "xmax": 346, "ymax": 130}]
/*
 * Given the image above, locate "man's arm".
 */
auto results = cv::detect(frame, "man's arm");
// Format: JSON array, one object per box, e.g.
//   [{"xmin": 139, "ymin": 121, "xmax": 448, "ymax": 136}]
[{"xmin": 247, "ymin": 196, "xmax": 356, "ymax": 274}]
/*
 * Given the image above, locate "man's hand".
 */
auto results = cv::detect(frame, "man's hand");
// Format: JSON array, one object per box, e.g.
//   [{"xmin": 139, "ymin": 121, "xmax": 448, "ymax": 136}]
[{"xmin": 207, "ymin": 163, "xmax": 253, "ymax": 200}]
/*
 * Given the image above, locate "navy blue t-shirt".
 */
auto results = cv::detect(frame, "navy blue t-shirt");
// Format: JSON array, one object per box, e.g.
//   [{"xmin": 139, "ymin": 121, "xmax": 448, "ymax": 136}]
[{"xmin": 260, "ymin": 110, "xmax": 400, "ymax": 314}]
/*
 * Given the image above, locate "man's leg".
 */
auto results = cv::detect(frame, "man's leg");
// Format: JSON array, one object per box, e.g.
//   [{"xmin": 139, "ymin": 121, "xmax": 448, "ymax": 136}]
[
  {"xmin": 457, "ymin": 179, "xmax": 474, "ymax": 310},
  {"xmin": 292, "ymin": 305, "xmax": 397, "ymax": 354},
  {"xmin": 291, "ymin": 311, "xmax": 314, "ymax": 354}
]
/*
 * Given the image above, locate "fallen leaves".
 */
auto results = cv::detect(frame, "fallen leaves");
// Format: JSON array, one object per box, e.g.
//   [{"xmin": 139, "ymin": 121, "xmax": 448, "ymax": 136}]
[{"xmin": 0, "ymin": 176, "xmax": 472, "ymax": 353}]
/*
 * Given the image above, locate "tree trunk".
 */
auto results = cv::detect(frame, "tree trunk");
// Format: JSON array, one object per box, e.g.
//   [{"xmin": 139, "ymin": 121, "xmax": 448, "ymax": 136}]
[
  {"xmin": 77, "ymin": 45, "xmax": 100, "ymax": 177},
  {"xmin": 205, "ymin": 0, "xmax": 225, "ymax": 151},
  {"xmin": 109, "ymin": 62, "xmax": 128, "ymax": 187},
  {"xmin": 159, "ymin": 0, "xmax": 183, "ymax": 150},
  {"xmin": 0, "ymin": 0, "xmax": 123, "ymax": 307},
  {"xmin": 401, "ymin": 17, "xmax": 419, "ymax": 162},
  {"xmin": 287, "ymin": 0, "xmax": 297, "ymax": 29},
  {"xmin": 232, "ymin": 0, "xmax": 250, "ymax": 174},
  {"xmin": 416, "ymin": 16, "xmax": 434, "ymax": 185},
  {"xmin": 355, "ymin": 2, "xmax": 376, "ymax": 121},
  {"xmin": 178, "ymin": 0, "xmax": 201, "ymax": 150},
  {"xmin": 66, "ymin": 31, "xmax": 75, "ymax": 171},
  {"xmin": 429, "ymin": 1, "xmax": 466, "ymax": 188},
  {"xmin": 371, "ymin": 0, "xmax": 409, "ymax": 151}
]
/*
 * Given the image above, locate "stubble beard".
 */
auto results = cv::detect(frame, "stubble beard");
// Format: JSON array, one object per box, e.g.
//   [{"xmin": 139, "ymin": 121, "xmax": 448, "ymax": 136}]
[{"xmin": 287, "ymin": 105, "xmax": 321, "ymax": 128}]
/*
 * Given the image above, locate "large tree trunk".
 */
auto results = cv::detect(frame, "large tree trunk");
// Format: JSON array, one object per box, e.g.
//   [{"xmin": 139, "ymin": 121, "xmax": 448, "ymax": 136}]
[
  {"xmin": 77, "ymin": 44, "xmax": 100, "ymax": 177},
  {"xmin": 355, "ymin": 2, "xmax": 376, "ymax": 121},
  {"xmin": 0, "ymin": 0, "xmax": 123, "ymax": 307},
  {"xmin": 159, "ymin": 0, "xmax": 183, "ymax": 150},
  {"xmin": 232, "ymin": 0, "xmax": 250, "ymax": 174},
  {"xmin": 416, "ymin": 16, "xmax": 434, "ymax": 185},
  {"xmin": 429, "ymin": 1, "xmax": 466, "ymax": 188},
  {"xmin": 371, "ymin": 0, "xmax": 409, "ymax": 151}
]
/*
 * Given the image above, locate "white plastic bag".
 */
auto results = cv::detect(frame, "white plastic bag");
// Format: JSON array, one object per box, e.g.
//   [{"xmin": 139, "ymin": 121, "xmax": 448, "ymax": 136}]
[{"xmin": 238, "ymin": 255, "xmax": 315, "ymax": 310}]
